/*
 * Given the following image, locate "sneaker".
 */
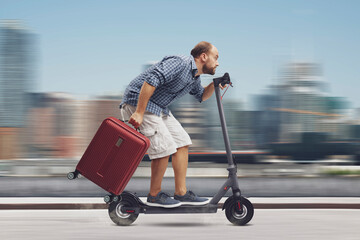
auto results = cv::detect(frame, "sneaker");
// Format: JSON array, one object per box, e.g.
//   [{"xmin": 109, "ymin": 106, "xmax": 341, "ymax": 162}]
[
  {"xmin": 146, "ymin": 191, "xmax": 182, "ymax": 208},
  {"xmin": 174, "ymin": 190, "xmax": 210, "ymax": 206}
]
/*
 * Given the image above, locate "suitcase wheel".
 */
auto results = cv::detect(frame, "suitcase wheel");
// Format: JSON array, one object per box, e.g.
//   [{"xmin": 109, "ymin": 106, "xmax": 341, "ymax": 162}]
[
  {"xmin": 104, "ymin": 195, "xmax": 112, "ymax": 203},
  {"xmin": 67, "ymin": 171, "xmax": 79, "ymax": 180},
  {"xmin": 104, "ymin": 194, "xmax": 121, "ymax": 203}
]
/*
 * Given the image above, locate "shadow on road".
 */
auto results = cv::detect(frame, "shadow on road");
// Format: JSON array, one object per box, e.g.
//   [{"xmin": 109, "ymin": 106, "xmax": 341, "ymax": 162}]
[{"xmin": 143, "ymin": 222, "xmax": 212, "ymax": 227}]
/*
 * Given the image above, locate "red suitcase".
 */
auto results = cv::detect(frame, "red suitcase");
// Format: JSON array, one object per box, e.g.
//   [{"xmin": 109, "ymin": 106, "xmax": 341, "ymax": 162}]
[{"xmin": 74, "ymin": 117, "xmax": 150, "ymax": 195}]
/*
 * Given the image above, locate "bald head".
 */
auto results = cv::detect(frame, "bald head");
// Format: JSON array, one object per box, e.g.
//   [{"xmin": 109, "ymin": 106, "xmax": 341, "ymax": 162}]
[
  {"xmin": 191, "ymin": 41, "xmax": 219, "ymax": 75},
  {"xmin": 191, "ymin": 41, "xmax": 213, "ymax": 59}
]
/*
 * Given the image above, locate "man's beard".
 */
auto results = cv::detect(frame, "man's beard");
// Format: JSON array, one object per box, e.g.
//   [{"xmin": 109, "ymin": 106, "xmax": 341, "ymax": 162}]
[{"xmin": 202, "ymin": 63, "xmax": 216, "ymax": 75}]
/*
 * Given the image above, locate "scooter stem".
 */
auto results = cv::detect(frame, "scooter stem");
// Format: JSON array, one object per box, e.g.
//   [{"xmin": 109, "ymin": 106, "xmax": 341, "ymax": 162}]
[{"xmin": 213, "ymin": 73, "xmax": 235, "ymax": 168}]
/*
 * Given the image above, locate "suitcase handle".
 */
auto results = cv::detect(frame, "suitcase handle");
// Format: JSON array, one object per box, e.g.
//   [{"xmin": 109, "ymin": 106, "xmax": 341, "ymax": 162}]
[
  {"xmin": 119, "ymin": 119, "xmax": 141, "ymax": 133},
  {"xmin": 119, "ymin": 107, "xmax": 141, "ymax": 133}
]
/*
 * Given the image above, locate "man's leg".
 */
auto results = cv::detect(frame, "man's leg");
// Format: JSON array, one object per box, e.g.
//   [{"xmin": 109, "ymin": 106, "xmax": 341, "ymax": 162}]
[
  {"xmin": 121, "ymin": 104, "xmax": 177, "ymax": 198},
  {"xmin": 172, "ymin": 145, "xmax": 189, "ymax": 196},
  {"xmin": 149, "ymin": 155, "xmax": 170, "ymax": 197},
  {"xmin": 163, "ymin": 113, "xmax": 209, "ymax": 205},
  {"xmin": 172, "ymin": 145, "xmax": 210, "ymax": 205}
]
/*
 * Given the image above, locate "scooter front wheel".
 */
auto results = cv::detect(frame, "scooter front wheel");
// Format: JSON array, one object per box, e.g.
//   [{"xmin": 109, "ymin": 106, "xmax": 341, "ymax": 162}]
[{"xmin": 225, "ymin": 197, "xmax": 254, "ymax": 226}]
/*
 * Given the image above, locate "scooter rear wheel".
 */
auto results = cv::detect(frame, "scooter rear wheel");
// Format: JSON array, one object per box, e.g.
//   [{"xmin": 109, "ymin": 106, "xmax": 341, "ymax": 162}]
[
  {"xmin": 225, "ymin": 197, "xmax": 254, "ymax": 226},
  {"xmin": 108, "ymin": 194, "xmax": 139, "ymax": 226}
]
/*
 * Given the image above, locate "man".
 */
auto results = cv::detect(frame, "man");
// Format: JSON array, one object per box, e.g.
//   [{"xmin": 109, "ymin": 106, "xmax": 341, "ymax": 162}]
[{"xmin": 119, "ymin": 41, "xmax": 226, "ymax": 208}]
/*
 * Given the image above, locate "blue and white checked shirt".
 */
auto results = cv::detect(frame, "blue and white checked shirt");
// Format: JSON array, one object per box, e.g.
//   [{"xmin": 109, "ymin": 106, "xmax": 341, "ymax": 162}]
[{"xmin": 120, "ymin": 55, "xmax": 204, "ymax": 116}]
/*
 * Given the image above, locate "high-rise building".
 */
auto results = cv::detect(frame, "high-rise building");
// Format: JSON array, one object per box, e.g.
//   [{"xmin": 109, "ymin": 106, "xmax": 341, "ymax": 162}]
[
  {"xmin": 0, "ymin": 20, "xmax": 36, "ymax": 159},
  {"xmin": 0, "ymin": 20, "xmax": 36, "ymax": 127},
  {"xmin": 276, "ymin": 63, "xmax": 332, "ymax": 141},
  {"xmin": 254, "ymin": 62, "xmax": 350, "ymax": 145}
]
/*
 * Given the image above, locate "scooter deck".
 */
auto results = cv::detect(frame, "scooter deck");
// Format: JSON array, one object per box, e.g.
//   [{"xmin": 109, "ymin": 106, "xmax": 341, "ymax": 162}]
[{"xmin": 140, "ymin": 203, "xmax": 218, "ymax": 214}]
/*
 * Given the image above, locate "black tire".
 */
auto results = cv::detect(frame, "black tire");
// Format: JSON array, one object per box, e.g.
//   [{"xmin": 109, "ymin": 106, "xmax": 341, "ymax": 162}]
[
  {"xmin": 225, "ymin": 197, "xmax": 254, "ymax": 226},
  {"xmin": 108, "ymin": 195, "xmax": 139, "ymax": 226}
]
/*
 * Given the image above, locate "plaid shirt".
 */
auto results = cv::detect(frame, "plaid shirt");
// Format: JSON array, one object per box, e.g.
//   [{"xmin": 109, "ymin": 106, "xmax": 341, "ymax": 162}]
[{"xmin": 120, "ymin": 55, "xmax": 204, "ymax": 116}]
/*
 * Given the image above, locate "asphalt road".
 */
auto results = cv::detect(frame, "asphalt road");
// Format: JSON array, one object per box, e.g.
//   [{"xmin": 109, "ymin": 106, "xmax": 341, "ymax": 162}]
[
  {"xmin": 1, "ymin": 209, "xmax": 359, "ymax": 240},
  {"xmin": 0, "ymin": 176, "xmax": 359, "ymax": 197}
]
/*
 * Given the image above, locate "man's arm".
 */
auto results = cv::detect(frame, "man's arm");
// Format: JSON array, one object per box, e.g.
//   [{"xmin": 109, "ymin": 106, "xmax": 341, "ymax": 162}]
[
  {"xmin": 128, "ymin": 81, "xmax": 156, "ymax": 128},
  {"xmin": 202, "ymin": 82, "xmax": 227, "ymax": 101}
]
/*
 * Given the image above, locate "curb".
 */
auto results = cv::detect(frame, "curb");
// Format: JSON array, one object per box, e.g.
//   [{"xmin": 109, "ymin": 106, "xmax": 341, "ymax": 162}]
[
  {"xmin": 0, "ymin": 203, "xmax": 107, "ymax": 210},
  {"xmin": 1, "ymin": 203, "xmax": 360, "ymax": 210}
]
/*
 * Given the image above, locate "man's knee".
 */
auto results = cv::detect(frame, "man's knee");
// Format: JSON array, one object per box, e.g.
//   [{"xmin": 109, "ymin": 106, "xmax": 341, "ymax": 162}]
[
  {"xmin": 152, "ymin": 155, "xmax": 170, "ymax": 163},
  {"xmin": 177, "ymin": 145, "xmax": 189, "ymax": 150},
  {"xmin": 173, "ymin": 145, "xmax": 190, "ymax": 159}
]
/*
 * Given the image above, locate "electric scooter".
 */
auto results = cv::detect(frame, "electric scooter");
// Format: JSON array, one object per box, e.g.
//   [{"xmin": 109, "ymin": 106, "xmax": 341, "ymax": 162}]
[{"xmin": 106, "ymin": 73, "xmax": 253, "ymax": 226}]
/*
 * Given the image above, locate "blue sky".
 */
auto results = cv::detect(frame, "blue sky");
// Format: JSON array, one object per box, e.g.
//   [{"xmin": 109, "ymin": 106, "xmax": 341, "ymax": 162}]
[{"xmin": 1, "ymin": 0, "xmax": 360, "ymax": 108}]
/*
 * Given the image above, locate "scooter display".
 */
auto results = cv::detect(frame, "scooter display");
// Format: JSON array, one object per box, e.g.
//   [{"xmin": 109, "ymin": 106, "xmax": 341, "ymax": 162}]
[{"xmin": 69, "ymin": 73, "xmax": 254, "ymax": 226}]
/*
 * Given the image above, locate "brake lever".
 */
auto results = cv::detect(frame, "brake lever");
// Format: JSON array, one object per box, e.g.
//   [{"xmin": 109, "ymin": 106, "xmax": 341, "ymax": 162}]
[{"xmin": 221, "ymin": 81, "xmax": 233, "ymax": 88}]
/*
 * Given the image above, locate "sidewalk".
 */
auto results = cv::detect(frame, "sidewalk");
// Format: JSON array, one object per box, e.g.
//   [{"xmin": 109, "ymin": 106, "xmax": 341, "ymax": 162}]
[{"xmin": 1, "ymin": 197, "xmax": 360, "ymax": 210}]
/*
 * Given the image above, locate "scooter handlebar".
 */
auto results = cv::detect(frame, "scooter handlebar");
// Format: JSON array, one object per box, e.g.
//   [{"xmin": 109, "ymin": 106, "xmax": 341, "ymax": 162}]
[{"xmin": 213, "ymin": 73, "xmax": 232, "ymax": 87}]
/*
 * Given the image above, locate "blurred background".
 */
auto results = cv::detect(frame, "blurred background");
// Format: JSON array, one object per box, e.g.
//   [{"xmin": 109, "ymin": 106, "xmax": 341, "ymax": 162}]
[{"xmin": 1, "ymin": 0, "xmax": 360, "ymax": 179}]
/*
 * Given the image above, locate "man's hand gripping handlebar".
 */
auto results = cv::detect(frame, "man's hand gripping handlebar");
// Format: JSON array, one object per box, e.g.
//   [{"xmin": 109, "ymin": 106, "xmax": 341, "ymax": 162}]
[{"xmin": 213, "ymin": 73, "xmax": 233, "ymax": 88}]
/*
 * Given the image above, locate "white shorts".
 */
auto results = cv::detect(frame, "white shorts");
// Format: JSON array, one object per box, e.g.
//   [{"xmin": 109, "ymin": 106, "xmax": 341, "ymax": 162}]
[{"xmin": 119, "ymin": 104, "xmax": 192, "ymax": 160}]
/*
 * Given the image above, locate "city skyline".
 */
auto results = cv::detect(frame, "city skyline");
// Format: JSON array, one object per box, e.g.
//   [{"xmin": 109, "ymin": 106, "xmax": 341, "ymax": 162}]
[
  {"xmin": 1, "ymin": 0, "xmax": 360, "ymax": 108},
  {"xmin": 1, "ymin": 20, "xmax": 359, "ymax": 159}
]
